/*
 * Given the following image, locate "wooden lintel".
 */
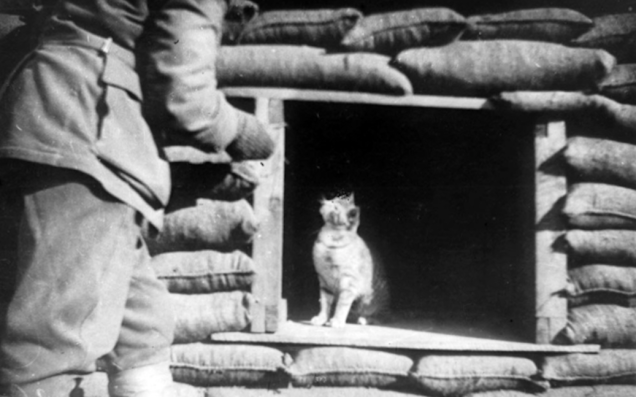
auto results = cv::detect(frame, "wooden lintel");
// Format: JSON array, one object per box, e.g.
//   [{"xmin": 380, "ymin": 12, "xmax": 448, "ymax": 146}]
[{"xmin": 222, "ymin": 87, "xmax": 492, "ymax": 110}]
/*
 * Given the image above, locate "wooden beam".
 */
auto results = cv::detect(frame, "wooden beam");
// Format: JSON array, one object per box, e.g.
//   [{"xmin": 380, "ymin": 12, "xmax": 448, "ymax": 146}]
[
  {"xmin": 214, "ymin": 321, "xmax": 598, "ymax": 353},
  {"xmin": 251, "ymin": 98, "xmax": 286, "ymax": 333},
  {"xmin": 222, "ymin": 87, "xmax": 492, "ymax": 110},
  {"xmin": 534, "ymin": 120, "xmax": 568, "ymax": 344}
]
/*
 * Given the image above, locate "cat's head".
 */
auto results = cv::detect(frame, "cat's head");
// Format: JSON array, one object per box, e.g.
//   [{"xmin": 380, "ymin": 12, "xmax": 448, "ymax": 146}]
[{"xmin": 319, "ymin": 193, "xmax": 359, "ymax": 230}]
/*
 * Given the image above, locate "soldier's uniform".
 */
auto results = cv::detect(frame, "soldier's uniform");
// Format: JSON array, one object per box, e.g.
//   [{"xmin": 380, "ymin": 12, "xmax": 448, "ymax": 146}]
[{"xmin": 0, "ymin": 1, "xmax": 273, "ymax": 396}]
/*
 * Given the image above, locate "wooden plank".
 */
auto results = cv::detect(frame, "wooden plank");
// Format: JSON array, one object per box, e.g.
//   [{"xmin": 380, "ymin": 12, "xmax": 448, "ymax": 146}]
[
  {"xmin": 250, "ymin": 98, "xmax": 285, "ymax": 333},
  {"xmin": 222, "ymin": 87, "xmax": 492, "ymax": 110},
  {"xmin": 213, "ymin": 321, "xmax": 598, "ymax": 353},
  {"xmin": 534, "ymin": 120, "xmax": 568, "ymax": 344}
]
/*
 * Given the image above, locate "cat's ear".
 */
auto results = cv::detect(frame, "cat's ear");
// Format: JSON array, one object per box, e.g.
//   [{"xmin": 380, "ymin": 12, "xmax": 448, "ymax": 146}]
[
  {"xmin": 347, "ymin": 206, "xmax": 360, "ymax": 226},
  {"xmin": 318, "ymin": 195, "xmax": 326, "ymax": 204}
]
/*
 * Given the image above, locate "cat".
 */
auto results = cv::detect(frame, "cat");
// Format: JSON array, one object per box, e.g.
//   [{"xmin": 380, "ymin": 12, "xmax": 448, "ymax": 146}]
[{"xmin": 311, "ymin": 193, "xmax": 389, "ymax": 328}]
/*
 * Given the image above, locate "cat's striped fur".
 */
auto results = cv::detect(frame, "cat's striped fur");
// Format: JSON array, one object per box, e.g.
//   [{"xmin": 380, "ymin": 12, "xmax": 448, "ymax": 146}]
[{"xmin": 311, "ymin": 193, "xmax": 389, "ymax": 327}]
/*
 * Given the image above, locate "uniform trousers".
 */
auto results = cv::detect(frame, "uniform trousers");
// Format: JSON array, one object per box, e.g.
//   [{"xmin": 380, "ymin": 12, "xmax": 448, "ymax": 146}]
[{"xmin": 0, "ymin": 162, "xmax": 174, "ymax": 396}]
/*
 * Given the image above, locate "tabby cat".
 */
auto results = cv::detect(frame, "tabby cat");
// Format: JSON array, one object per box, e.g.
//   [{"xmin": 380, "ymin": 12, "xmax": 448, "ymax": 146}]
[{"xmin": 311, "ymin": 193, "xmax": 389, "ymax": 327}]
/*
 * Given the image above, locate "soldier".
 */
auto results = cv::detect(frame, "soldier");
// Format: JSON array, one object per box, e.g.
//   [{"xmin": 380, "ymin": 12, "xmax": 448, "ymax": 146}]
[{"xmin": 0, "ymin": 1, "xmax": 273, "ymax": 396}]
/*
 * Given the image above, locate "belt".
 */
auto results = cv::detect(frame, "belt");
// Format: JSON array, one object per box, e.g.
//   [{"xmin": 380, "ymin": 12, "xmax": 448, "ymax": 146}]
[{"xmin": 40, "ymin": 29, "xmax": 135, "ymax": 68}]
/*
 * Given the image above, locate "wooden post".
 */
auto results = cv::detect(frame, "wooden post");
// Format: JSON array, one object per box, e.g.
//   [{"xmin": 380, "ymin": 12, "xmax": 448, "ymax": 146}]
[
  {"xmin": 251, "ymin": 98, "xmax": 286, "ymax": 333},
  {"xmin": 534, "ymin": 120, "xmax": 568, "ymax": 344}
]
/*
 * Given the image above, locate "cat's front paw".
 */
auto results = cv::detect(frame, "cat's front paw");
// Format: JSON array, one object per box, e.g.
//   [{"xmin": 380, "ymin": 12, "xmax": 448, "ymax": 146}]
[
  {"xmin": 311, "ymin": 314, "xmax": 328, "ymax": 326},
  {"xmin": 326, "ymin": 318, "xmax": 345, "ymax": 328}
]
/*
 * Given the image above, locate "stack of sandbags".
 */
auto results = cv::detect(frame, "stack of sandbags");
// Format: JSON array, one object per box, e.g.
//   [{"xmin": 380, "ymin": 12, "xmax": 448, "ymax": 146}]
[
  {"xmin": 170, "ymin": 343, "xmax": 289, "ymax": 389},
  {"xmin": 143, "ymin": 160, "xmax": 262, "ymax": 344},
  {"xmin": 537, "ymin": 349, "xmax": 636, "ymax": 396},
  {"xmin": 217, "ymin": 5, "xmax": 622, "ymax": 98},
  {"xmin": 166, "ymin": 343, "xmax": 557, "ymax": 396},
  {"xmin": 575, "ymin": 13, "xmax": 636, "ymax": 107},
  {"xmin": 392, "ymin": 8, "xmax": 616, "ymax": 97},
  {"xmin": 560, "ymin": 137, "xmax": 636, "ymax": 348},
  {"xmin": 217, "ymin": 7, "xmax": 471, "ymax": 95},
  {"xmin": 408, "ymin": 354, "xmax": 548, "ymax": 396},
  {"xmin": 490, "ymin": 90, "xmax": 636, "ymax": 348},
  {"xmin": 469, "ymin": 350, "xmax": 636, "ymax": 396},
  {"xmin": 555, "ymin": 136, "xmax": 636, "ymax": 348}
]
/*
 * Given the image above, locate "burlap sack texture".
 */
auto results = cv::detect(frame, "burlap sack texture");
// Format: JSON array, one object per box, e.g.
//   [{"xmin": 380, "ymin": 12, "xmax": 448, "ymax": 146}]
[
  {"xmin": 171, "ymin": 291, "xmax": 253, "ymax": 344},
  {"xmin": 565, "ymin": 230, "xmax": 636, "ymax": 266},
  {"xmin": 238, "ymin": 8, "xmax": 362, "ymax": 50},
  {"xmin": 600, "ymin": 64, "xmax": 636, "ymax": 105},
  {"xmin": 201, "ymin": 388, "xmax": 429, "ymax": 397},
  {"xmin": 145, "ymin": 199, "xmax": 258, "ymax": 255},
  {"xmin": 216, "ymin": 5, "xmax": 636, "ymax": 99},
  {"xmin": 287, "ymin": 346, "xmax": 413, "ymax": 389},
  {"xmin": 170, "ymin": 343, "xmax": 289, "ymax": 387},
  {"xmin": 573, "ymin": 13, "xmax": 636, "ymax": 63},
  {"xmin": 555, "ymin": 304, "xmax": 636, "ymax": 347},
  {"xmin": 492, "ymin": 93, "xmax": 636, "ymax": 136},
  {"xmin": 542, "ymin": 349, "xmax": 636, "ymax": 386},
  {"xmin": 340, "ymin": 8, "xmax": 467, "ymax": 55},
  {"xmin": 466, "ymin": 386, "xmax": 636, "ymax": 397},
  {"xmin": 564, "ymin": 183, "xmax": 636, "ymax": 230},
  {"xmin": 409, "ymin": 355, "xmax": 548, "ymax": 396},
  {"xmin": 394, "ymin": 42, "xmax": 615, "ymax": 96},
  {"xmin": 153, "ymin": 250, "xmax": 256, "ymax": 294},
  {"xmin": 462, "ymin": 8, "xmax": 593, "ymax": 43},
  {"xmin": 216, "ymin": 45, "xmax": 413, "ymax": 95},
  {"xmin": 566, "ymin": 265, "xmax": 636, "ymax": 307}
]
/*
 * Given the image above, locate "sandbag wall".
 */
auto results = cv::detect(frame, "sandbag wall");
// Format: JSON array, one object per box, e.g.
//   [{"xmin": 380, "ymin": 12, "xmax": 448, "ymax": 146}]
[
  {"xmin": 216, "ymin": 2, "xmax": 636, "ymax": 100},
  {"xmin": 486, "ymin": 88, "xmax": 636, "ymax": 395},
  {"xmin": 143, "ymin": 157, "xmax": 262, "ymax": 346}
]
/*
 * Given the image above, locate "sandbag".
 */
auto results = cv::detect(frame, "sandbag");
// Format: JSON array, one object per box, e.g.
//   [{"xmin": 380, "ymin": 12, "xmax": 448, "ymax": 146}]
[
  {"xmin": 394, "ymin": 41, "xmax": 615, "ymax": 96},
  {"xmin": 563, "ymin": 183, "xmax": 636, "ymax": 230},
  {"xmin": 203, "ymin": 387, "xmax": 425, "ymax": 397},
  {"xmin": 145, "ymin": 199, "xmax": 258, "ymax": 255},
  {"xmin": 216, "ymin": 46, "xmax": 413, "ymax": 95},
  {"xmin": 573, "ymin": 13, "xmax": 636, "ymax": 63},
  {"xmin": 170, "ymin": 343, "xmax": 288, "ymax": 387},
  {"xmin": 171, "ymin": 291, "xmax": 253, "ymax": 343},
  {"xmin": 555, "ymin": 304, "xmax": 636, "ymax": 347},
  {"xmin": 340, "ymin": 8, "xmax": 467, "ymax": 55},
  {"xmin": 152, "ymin": 250, "xmax": 256, "ymax": 294},
  {"xmin": 566, "ymin": 265, "xmax": 636, "ymax": 307},
  {"xmin": 542, "ymin": 349, "xmax": 636, "ymax": 386},
  {"xmin": 169, "ymin": 162, "xmax": 260, "ymax": 209},
  {"xmin": 467, "ymin": 386, "xmax": 636, "ymax": 397},
  {"xmin": 409, "ymin": 355, "xmax": 547, "ymax": 396},
  {"xmin": 464, "ymin": 391, "xmax": 536, "ymax": 397},
  {"xmin": 543, "ymin": 386, "xmax": 636, "ymax": 397},
  {"xmin": 287, "ymin": 347, "xmax": 413, "ymax": 389},
  {"xmin": 565, "ymin": 230, "xmax": 636, "ymax": 266},
  {"xmin": 492, "ymin": 93, "xmax": 636, "ymax": 137},
  {"xmin": 238, "ymin": 8, "xmax": 362, "ymax": 49},
  {"xmin": 600, "ymin": 64, "xmax": 636, "ymax": 105},
  {"xmin": 564, "ymin": 137, "xmax": 636, "ymax": 189},
  {"xmin": 463, "ymin": 8, "xmax": 593, "ymax": 43}
]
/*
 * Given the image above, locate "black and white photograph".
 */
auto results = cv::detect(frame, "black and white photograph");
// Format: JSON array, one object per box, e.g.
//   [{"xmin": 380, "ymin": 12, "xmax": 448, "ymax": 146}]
[{"xmin": 1, "ymin": 0, "xmax": 636, "ymax": 396}]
